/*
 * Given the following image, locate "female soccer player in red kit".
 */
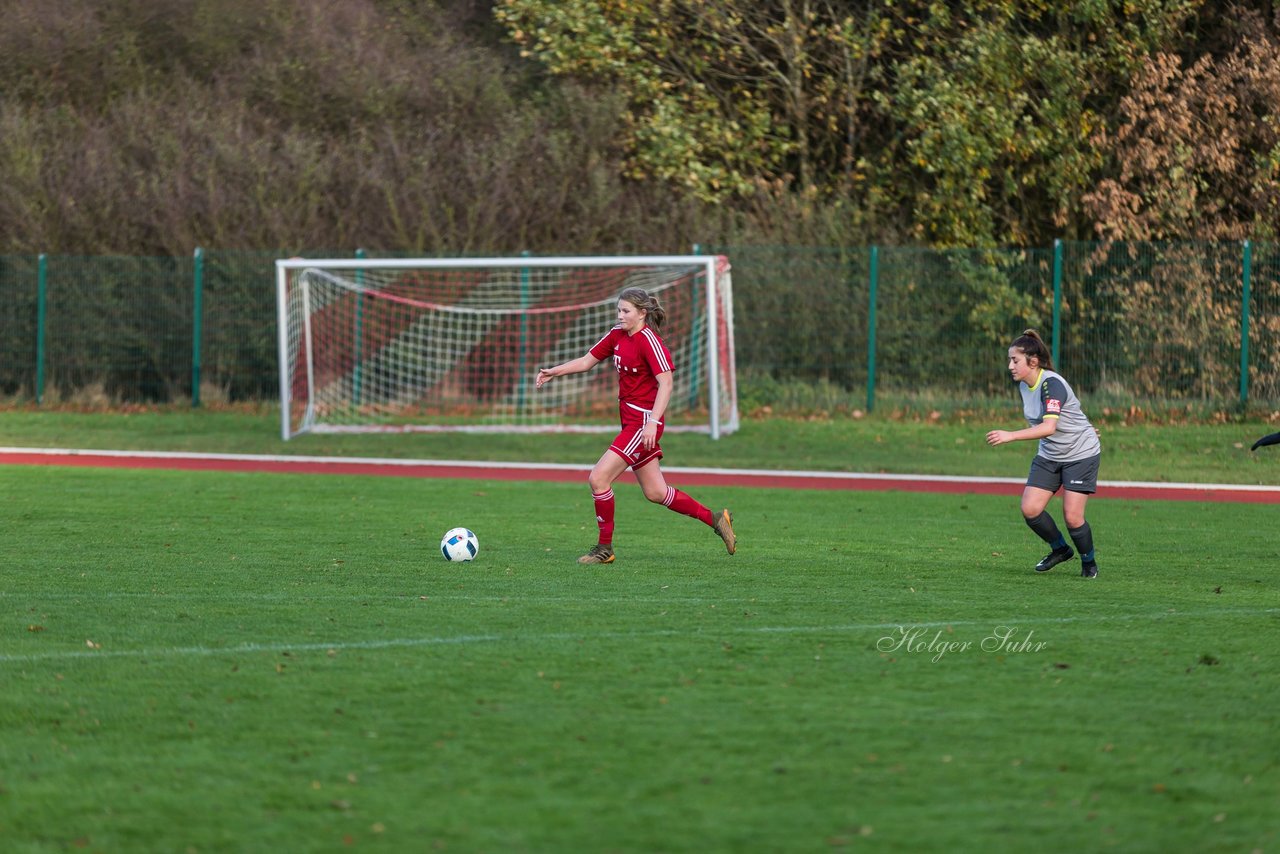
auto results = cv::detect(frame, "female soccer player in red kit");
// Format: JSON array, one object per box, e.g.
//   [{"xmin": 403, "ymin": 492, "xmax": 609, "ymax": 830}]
[{"xmin": 535, "ymin": 287, "xmax": 736, "ymax": 564}]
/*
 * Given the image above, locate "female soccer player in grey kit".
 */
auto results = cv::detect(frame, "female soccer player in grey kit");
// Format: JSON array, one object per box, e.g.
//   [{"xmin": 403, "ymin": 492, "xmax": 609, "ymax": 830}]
[{"xmin": 986, "ymin": 329, "xmax": 1101, "ymax": 578}]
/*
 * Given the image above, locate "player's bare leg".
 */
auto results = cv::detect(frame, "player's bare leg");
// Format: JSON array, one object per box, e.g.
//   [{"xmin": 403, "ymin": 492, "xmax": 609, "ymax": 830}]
[
  {"xmin": 1062, "ymin": 490, "xmax": 1097, "ymax": 578},
  {"xmin": 579, "ymin": 450, "xmax": 628, "ymax": 564},
  {"xmin": 634, "ymin": 463, "xmax": 734, "ymax": 555},
  {"xmin": 1021, "ymin": 486, "xmax": 1073, "ymax": 572}
]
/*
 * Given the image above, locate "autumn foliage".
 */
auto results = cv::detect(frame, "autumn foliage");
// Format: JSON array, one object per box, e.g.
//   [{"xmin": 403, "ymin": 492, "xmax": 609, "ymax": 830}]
[{"xmin": 0, "ymin": 0, "xmax": 1277, "ymax": 255}]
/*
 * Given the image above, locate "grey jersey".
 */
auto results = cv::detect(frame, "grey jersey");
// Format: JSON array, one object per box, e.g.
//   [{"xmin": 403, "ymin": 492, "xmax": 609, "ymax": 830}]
[{"xmin": 1020, "ymin": 369, "xmax": 1100, "ymax": 462}]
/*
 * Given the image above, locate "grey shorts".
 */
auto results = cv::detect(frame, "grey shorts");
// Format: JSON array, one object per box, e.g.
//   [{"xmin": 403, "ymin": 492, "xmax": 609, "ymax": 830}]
[{"xmin": 1027, "ymin": 453, "xmax": 1100, "ymax": 495}]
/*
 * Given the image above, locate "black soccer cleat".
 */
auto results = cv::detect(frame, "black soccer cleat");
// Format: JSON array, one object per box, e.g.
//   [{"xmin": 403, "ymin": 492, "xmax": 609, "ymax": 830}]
[
  {"xmin": 1034, "ymin": 545, "xmax": 1075, "ymax": 573},
  {"xmin": 1251, "ymin": 430, "xmax": 1280, "ymax": 451},
  {"xmin": 577, "ymin": 544, "xmax": 615, "ymax": 565},
  {"xmin": 1081, "ymin": 563, "xmax": 1098, "ymax": 579}
]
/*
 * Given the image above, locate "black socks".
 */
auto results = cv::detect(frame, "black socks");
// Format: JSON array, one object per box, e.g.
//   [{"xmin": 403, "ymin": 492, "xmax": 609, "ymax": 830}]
[
  {"xmin": 1024, "ymin": 511, "xmax": 1066, "ymax": 550},
  {"xmin": 1068, "ymin": 521, "xmax": 1096, "ymax": 566}
]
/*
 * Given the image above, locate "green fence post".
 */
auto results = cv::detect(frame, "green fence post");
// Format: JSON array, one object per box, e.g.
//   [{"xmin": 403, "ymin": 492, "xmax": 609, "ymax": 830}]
[
  {"xmin": 353, "ymin": 248, "xmax": 366, "ymax": 406},
  {"xmin": 192, "ymin": 247, "xmax": 204, "ymax": 407},
  {"xmin": 36, "ymin": 253, "xmax": 47, "ymax": 405},
  {"xmin": 1051, "ymin": 239, "xmax": 1063, "ymax": 368},
  {"xmin": 866, "ymin": 246, "xmax": 879, "ymax": 413},
  {"xmin": 1240, "ymin": 240, "xmax": 1252, "ymax": 407}
]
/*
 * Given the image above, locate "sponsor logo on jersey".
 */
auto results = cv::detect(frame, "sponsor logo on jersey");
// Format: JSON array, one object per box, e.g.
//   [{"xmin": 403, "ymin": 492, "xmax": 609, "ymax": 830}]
[
  {"xmin": 1046, "ymin": 397, "xmax": 1062, "ymax": 414},
  {"xmin": 612, "ymin": 354, "xmax": 640, "ymax": 374}
]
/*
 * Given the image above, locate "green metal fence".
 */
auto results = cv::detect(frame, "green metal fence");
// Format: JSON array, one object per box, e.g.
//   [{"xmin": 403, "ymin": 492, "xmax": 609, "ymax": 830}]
[
  {"xmin": 0, "ymin": 242, "xmax": 1275, "ymax": 412},
  {"xmin": 717, "ymin": 240, "xmax": 1279, "ymax": 413}
]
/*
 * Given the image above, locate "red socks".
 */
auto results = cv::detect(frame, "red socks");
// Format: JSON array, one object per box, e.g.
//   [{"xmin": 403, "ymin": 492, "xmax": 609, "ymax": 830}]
[
  {"xmin": 593, "ymin": 486, "xmax": 713, "ymax": 546},
  {"xmin": 592, "ymin": 488, "xmax": 615, "ymax": 545},
  {"xmin": 663, "ymin": 487, "xmax": 713, "ymax": 526}
]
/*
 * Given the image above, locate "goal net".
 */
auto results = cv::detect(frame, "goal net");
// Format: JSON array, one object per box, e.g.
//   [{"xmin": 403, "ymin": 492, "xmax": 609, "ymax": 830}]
[{"xmin": 276, "ymin": 256, "xmax": 738, "ymax": 440}]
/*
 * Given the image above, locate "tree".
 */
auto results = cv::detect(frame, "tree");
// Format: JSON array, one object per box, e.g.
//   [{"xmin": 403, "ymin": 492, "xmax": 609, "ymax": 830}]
[
  {"xmin": 496, "ymin": 0, "xmax": 1201, "ymax": 246},
  {"xmin": 1083, "ymin": 6, "xmax": 1280, "ymax": 241},
  {"xmin": 495, "ymin": 0, "xmax": 896, "ymax": 200}
]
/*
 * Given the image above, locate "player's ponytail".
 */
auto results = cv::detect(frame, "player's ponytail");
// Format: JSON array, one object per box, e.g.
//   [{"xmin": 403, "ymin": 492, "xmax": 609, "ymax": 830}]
[
  {"xmin": 1011, "ymin": 328, "xmax": 1053, "ymax": 371},
  {"xmin": 618, "ymin": 287, "xmax": 665, "ymax": 331}
]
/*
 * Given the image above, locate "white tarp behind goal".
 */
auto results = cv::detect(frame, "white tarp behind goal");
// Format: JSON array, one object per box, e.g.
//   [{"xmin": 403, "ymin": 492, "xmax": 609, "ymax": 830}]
[{"xmin": 276, "ymin": 256, "xmax": 737, "ymax": 440}]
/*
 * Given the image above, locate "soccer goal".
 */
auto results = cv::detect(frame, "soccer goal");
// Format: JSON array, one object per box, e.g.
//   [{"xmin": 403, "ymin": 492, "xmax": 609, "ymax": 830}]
[{"xmin": 276, "ymin": 255, "xmax": 738, "ymax": 440}]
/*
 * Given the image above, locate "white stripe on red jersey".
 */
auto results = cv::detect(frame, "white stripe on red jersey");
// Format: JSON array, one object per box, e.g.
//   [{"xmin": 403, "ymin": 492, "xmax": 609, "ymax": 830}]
[{"xmin": 639, "ymin": 327, "xmax": 672, "ymax": 374}]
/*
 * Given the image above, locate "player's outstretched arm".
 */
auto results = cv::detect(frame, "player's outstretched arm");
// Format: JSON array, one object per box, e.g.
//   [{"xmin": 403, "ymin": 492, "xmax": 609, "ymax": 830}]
[
  {"xmin": 1251, "ymin": 431, "xmax": 1280, "ymax": 451},
  {"xmin": 536, "ymin": 354, "xmax": 601, "ymax": 388},
  {"xmin": 986, "ymin": 419, "xmax": 1058, "ymax": 447}
]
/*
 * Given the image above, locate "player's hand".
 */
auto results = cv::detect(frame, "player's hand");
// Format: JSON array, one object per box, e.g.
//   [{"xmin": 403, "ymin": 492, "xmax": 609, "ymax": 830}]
[
  {"xmin": 535, "ymin": 368, "xmax": 554, "ymax": 389},
  {"xmin": 985, "ymin": 430, "xmax": 1012, "ymax": 447},
  {"xmin": 641, "ymin": 421, "xmax": 658, "ymax": 449}
]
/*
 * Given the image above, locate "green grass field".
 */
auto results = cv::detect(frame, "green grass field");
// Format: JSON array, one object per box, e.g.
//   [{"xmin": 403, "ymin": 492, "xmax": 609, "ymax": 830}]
[{"xmin": 1, "ymin": 410, "xmax": 1278, "ymax": 852}]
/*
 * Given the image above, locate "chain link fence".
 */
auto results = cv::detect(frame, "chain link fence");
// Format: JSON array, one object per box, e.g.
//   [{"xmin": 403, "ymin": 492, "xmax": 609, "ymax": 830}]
[
  {"xmin": 719, "ymin": 240, "xmax": 1279, "ymax": 414},
  {"xmin": 0, "ymin": 243, "xmax": 1276, "ymax": 412}
]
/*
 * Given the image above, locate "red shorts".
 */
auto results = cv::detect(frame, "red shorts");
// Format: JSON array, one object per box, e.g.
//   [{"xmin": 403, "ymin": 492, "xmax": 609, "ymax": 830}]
[{"xmin": 609, "ymin": 402, "xmax": 664, "ymax": 469}]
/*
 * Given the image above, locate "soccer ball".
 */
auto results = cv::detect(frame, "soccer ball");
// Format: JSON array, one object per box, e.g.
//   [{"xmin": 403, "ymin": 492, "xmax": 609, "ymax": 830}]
[{"xmin": 440, "ymin": 527, "xmax": 479, "ymax": 562}]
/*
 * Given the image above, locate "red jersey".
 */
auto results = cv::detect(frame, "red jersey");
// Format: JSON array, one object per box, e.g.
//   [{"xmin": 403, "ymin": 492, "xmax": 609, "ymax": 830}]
[{"xmin": 589, "ymin": 324, "xmax": 674, "ymax": 410}]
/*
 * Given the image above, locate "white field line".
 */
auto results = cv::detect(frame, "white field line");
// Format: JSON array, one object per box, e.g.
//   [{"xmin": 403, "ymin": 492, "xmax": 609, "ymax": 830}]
[
  {"xmin": 3, "ymin": 446, "xmax": 1279, "ymax": 493},
  {"xmin": 2, "ymin": 607, "xmax": 1276, "ymax": 665}
]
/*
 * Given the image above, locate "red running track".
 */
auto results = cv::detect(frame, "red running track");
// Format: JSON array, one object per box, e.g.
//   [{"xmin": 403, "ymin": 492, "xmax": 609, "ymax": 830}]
[{"xmin": 3, "ymin": 447, "xmax": 1280, "ymax": 503}]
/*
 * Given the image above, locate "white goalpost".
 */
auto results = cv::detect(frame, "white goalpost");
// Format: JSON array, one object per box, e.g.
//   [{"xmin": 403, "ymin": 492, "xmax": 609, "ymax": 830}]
[{"xmin": 275, "ymin": 255, "xmax": 738, "ymax": 440}]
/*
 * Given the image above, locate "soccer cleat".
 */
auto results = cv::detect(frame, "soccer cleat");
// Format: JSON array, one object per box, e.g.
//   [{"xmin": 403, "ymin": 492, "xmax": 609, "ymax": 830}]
[
  {"xmin": 1081, "ymin": 563, "xmax": 1098, "ymax": 579},
  {"xmin": 713, "ymin": 509, "xmax": 736, "ymax": 555},
  {"xmin": 577, "ymin": 544, "xmax": 615, "ymax": 565},
  {"xmin": 1034, "ymin": 545, "xmax": 1074, "ymax": 573}
]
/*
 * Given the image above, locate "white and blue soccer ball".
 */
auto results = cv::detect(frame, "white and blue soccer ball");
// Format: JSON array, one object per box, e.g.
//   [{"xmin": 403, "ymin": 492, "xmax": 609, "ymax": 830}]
[{"xmin": 440, "ymin": 527, "xmax": 479, "ymax": 562}]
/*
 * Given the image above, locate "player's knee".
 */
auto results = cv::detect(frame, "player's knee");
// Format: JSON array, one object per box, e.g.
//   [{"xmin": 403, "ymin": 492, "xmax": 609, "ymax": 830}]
[
  {"xmin": 643, "ymin": 485, "xmax": 666, "ymax": 503},
  {"xmin": 587, "ymin": 472, "xmax": 610, "ymax": 493}
]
